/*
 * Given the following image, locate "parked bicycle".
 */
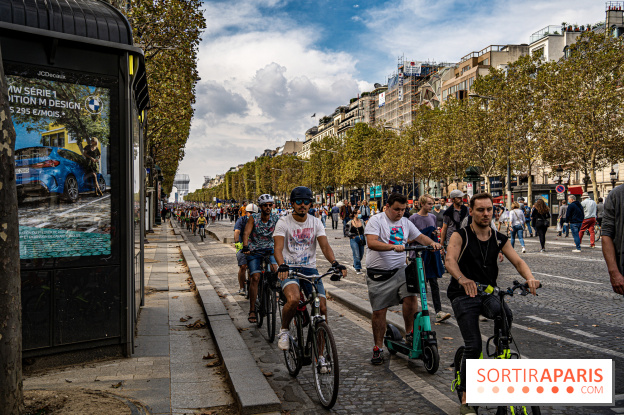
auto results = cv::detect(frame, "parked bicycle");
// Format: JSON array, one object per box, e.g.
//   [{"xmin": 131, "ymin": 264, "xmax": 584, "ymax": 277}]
[
  {"xmin": 452, "ymin": 280, "xmax": 542, "ymax": 415},
  {"xmin": 281, "ymin": 268, "xmax": 340, "ymax": 409},
  {"xmin": 255, "ymin": 252, "xmax": 278, "ymax": 342}
]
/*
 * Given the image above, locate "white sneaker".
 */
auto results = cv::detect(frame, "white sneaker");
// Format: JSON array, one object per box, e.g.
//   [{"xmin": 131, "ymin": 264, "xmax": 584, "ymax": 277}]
[
  {"xmin": 571, "ymin": 249, "xmax": 581, "ymax": 253},
  {"xmin": 318, "ymin": 356, "xmax": 329, "ymax": 374},
  {"xmin": 522, "ymin": 247, "xmax": 526, "ymax": 253},
  {"xmin": 436, "ymin": 311, "xmax": 451, "ymax": 322},
  {"xmin": 238, "ymin": 288, "xmax": 245, "ymax": 296},
  {"xmin": 278, "ymin": 329, "xmax": 290, "ymax": 351}
]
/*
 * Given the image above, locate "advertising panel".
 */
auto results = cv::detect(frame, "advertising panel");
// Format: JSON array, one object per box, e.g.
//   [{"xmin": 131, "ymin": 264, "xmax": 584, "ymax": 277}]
[
  {"xmin": 7, "ymin": 73, "xmax": 112, "ymax": 260},
  {"xmin": 378, "ymin": 92, "xmax": 386, "ymax": 107}
]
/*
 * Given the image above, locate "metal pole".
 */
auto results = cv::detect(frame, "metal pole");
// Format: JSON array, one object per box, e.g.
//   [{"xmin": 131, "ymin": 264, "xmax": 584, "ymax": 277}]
[
  {"xmin": 506, "ymin": 156, "xmax": 512, "ymax": 211},
  {"xmin": 412, "ymin": 172, "xmax": 415, "ymax": 201}
]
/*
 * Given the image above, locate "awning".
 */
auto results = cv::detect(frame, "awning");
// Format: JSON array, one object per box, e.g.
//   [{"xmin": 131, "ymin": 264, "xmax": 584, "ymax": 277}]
[{"xmin": 568, "ymin": 185, "xmax": 584, "ymax": 195}]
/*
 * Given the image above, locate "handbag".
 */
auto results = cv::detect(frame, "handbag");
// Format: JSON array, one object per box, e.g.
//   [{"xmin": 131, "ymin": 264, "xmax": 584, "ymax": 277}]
[{"xmin": 354, "ymin": 235, "xmax": 366, "ymax": 246}]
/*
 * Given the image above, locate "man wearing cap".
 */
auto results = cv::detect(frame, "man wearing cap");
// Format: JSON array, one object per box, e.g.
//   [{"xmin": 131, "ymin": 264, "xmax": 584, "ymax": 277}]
[
  {"xmin": 440, "ymin": 189, "xmax": 468, "ymax": 248},
  {"xmin": 579, "ymin": 192, "xmax": 597, "ymax": 248},
  {"xmin": 234, "ymin": 204, "xmax": 258, "ymax": 296}
]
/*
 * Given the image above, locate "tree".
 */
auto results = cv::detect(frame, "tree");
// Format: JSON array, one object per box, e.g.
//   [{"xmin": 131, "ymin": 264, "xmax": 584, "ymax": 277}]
[
  {"xmin": 541, "ymin": 31, "xmax": 624, "ymax": 197},
  {"xmin": 0, "ymin": 46, "xmax": 23, "ymax": 415}
]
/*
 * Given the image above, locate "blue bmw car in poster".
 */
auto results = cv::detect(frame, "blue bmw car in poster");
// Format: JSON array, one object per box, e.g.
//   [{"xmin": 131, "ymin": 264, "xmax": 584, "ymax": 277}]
[{"xmin": 15, "ymin": 146, "xmax": 106, "ymax": 204}]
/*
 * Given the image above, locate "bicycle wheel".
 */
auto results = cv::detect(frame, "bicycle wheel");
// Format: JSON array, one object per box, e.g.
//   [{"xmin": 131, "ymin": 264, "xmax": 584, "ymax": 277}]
[
  {"xmin": 256, "ymin": 281, "xmax": 264, "ymax": 328},
  {"xmin": 311, "ymin": 321, "xmax": 339, "ymax": 409},
  {"xmin": 284, "ymin": 313, "xmax": 302, "ymax": 377},
  {"xmin": 453, "ymin": 346, "xmax": 466, "ymax": 402},
  {"xmin": 266, "ymin": 285, "xmax": 277, "ymax": 342}
]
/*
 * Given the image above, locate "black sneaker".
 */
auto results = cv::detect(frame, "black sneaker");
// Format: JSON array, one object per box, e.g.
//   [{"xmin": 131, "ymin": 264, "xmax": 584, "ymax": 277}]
[{"xmin": 371, "ymin": 346, "xmax": 384, "ymax": 365}]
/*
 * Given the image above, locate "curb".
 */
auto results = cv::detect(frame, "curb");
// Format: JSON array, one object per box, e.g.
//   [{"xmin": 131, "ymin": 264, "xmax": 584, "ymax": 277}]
[{"xmin": 172, "ymin": 223, "xmax": 281, "ymax": 414}]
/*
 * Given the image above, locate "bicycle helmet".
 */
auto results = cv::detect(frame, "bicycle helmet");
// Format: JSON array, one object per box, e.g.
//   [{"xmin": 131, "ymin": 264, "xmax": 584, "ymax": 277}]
[
  {"xmin": 289, "ymin": 186, "xmax": 313, "ymax": 203},
  {"xmin": 245, "ymin": 203, "xmax": 259, "ymax": 213},
  {"xmin": 257, "ymin": 194, "xmax": 274, "ymax": 205}
]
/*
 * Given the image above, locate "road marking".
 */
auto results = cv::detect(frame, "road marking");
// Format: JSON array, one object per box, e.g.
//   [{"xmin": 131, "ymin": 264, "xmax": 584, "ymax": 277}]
[
  {"xmin": 532, "ymin": 271, "xmax": 603, "ymax": 284},
  {"xmin": 328, "ymin": 300, "xmax": 458, "ymax": 415},
  {"xmin": 566, "ymin": 328, "xmax": 599, "ymax": 338},
  {"xmin": 533, "ymin": 253, "xmax": 604, "ymax": 262},
  {"xmin": 85, "ymin": 227, "xmax": 98, "ymax": 233},
  {"xmin": 526, "ymin": 315, "xmax": 552, "ymax": 323},
  {"xmin": 57, "ymin": 194, "xmax": 111, "ymax": 216},
  {"xmin": 523, "ymin": 239, "xmax": 601, "ymax": 248},
  {"xmin": 35, "ymin": 222, "xmax": 50, "ymax": 228},
  {"xmin": 616, "ymin": 393, "xmax": 624, "ymax": 400}
]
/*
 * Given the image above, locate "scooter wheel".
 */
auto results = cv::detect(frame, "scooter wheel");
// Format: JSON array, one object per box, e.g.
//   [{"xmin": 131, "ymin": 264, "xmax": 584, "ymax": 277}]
[{"xmin": 423, "ymin": 344, "xmax": 439, "ymax": 374}]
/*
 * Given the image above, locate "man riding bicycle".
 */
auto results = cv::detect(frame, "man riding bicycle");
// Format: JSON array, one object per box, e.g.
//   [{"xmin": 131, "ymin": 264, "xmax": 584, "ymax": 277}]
[
  {"xmin": 190, "ymin": 206, "xmax": 199, "ymax": 234},
  {"xmin": 445, "ymin": 193, "xmax": 540, "ymax": 415},
  {"xmin": 234, "ymin": 204, "xmax": 258, "ymax": 296},
  {"xmin": 273, "ymin": 186, "xmax": 347, "ymax": 352},
  {"xmin": 242, "ymin": 194, "xmax": 280, "ymax": 324}
]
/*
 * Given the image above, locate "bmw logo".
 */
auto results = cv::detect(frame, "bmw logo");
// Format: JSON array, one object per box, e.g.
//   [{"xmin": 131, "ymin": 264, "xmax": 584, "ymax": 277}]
[{"xmin": 86, "ymin": 96, "xmax": 103, "ymax": 114}]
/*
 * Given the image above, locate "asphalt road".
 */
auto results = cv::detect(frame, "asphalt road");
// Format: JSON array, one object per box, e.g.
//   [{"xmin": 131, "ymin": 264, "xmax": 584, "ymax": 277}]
[{"xmin": 180, "ymin": 218, "xmax": 624, "ymax": 415}]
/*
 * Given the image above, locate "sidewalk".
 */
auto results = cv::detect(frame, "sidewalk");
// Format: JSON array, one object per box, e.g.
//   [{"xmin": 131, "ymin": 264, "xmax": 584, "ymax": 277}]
[{"xmin": 24, "ymin": 222, "xmax": 236, "ymax": 414}]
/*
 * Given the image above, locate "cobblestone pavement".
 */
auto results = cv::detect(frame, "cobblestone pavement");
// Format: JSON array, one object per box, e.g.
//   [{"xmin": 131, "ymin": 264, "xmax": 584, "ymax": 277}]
[{"xmin": 182, "ymin": 219, "xmax": 624, "ymax": 414}]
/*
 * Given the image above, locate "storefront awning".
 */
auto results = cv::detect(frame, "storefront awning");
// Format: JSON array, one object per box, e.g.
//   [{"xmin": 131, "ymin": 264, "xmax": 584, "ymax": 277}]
[{"xmin": 568, "ymin": 185, "xmax": 584, "ymax": 195}]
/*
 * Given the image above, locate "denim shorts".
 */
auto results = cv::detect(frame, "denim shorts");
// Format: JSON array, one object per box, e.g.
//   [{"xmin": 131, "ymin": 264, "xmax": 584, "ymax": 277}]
[
  {"xmin": 281, "ymin": 267, "xmax": 326, "ymax": 298},
  {"xmin": 247, "ymin": 250, "xmax": 276, "ymax": 275},
  {"xmin": 236, "ymin": 250, "xmax": 247, "ymax": 267}
]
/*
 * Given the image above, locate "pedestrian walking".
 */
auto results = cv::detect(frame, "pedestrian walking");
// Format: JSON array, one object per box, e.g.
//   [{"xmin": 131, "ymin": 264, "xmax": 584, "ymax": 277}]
[
  {"xmin": 320, "ymin": 205, "xmax": 328, "ymax": 228},
  {"xmin": 360, "ymin": 200, "xmax": 371, "ymax": 223},
  {"xmin": 340, "ymin": 200, "xmax": 352, "ymax": 237},
  {"xmin": 432, "ymin": 202, "xmax": 444, "ymax": 230},
  {"xmin": 331, "ymin": 204, "xmax": 340, "ymax": 229},
  {"xmin": 509, "ymin": 202, "xmax": 526, "ymax": 253},
  {"xmin": 348, "ymin": 212, "xmax": 366, "ymax": 274},
  {"xmin": 518, "ymin": 198, "xmax": 533, "ymax": 238},
  {"xmin": 596, "ymin": 197, "xmax": 604, "ymax": 229},
  {"xmin": 440, "ymin": 189, "xmax": 468, "ymax": 248},
  {"xmin": 566, "ymin": 195, "xmax": 585, "ymax": 252},
  {"xmin": 531, "ymin": 199, "xmax": 551, "ymax": 252},
  {"xmin": 579, "ymin": 192, "xmax": 597, "ymax": 248},
  {"xmin": 558, "ymin": 201, "xmax": 569, "ymax": 237},
  {"xmin": 408, "ymin": 194, "xmax": 451, "ymax": 322},
  {"xmin": 601, "ymin": 184, "xmax": 624, "ymax": 295}
]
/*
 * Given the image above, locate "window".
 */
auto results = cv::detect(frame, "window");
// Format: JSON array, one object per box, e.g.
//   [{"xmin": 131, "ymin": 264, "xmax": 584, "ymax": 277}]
[
  {"xmin": 532, "ymin": 47, "xmax": 544, "ymax": 58},
  {"xmin": 481, "ymin": 58, "xmax": 489, "ymax": 65}
]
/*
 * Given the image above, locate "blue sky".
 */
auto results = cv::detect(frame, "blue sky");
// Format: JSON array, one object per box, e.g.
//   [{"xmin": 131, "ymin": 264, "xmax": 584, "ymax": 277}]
[{"xmin": 177, "ymin": 0, "xmax": 605, "ymax": 195}]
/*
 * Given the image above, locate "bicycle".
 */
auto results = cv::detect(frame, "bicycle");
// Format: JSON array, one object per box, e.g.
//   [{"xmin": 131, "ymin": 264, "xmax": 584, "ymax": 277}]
[
  {"xmin": 253, "ymin": 252, "xmax": 278, "ymax": 342},
  {"xmin": 281, "ymin": 268, "xmax": 340, "ymax": 409},
  {"xmin": 452, "ymin": 280, "xmax": 542, "ymax": 415},
  {"xmin": 198, "ymin": 224, "xmax": 206, "ymax": 242}
]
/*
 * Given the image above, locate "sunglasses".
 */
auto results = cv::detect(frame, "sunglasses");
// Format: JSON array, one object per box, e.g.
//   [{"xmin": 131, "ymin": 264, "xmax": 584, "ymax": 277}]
[
  {"xmin": 294, "ymin": 199, "xmax": 311, "ymax": 205},
  {"xmin": 261, "ymin": 203, "xmax": 273, "ymax": 207}
]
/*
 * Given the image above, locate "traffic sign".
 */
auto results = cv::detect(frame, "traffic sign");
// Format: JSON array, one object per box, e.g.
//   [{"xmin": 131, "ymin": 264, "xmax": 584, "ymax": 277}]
[
  {"xmin": 557, "ymin": 193, "xmax": 565, "ymax": 200},
  {"xmin": 556, "ymin": 185, "xmax": 566, "ymax": 193}
]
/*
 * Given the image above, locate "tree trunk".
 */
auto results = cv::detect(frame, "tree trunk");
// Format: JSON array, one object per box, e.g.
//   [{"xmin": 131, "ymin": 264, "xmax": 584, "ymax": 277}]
[
  {"xmin": 485, "ymin": 176, "xmax": 491, "ymax": 194},
  {"xmin": 0, "ymin": 46, "xmax": 23, "ymax": 414},
  {"xmin": 527, "ymin": 167, "xmax": 533, "ymax": 206}
]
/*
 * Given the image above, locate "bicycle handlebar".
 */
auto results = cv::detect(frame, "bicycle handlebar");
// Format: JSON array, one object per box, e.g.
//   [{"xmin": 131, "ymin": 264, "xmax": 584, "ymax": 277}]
[
  {"xmin": 476, "ymin": 280, "xmax": 542, "ymax": 297},
  {"xmin": 288, "ymin": 268, "xmax": 339, "ymax": 281}
]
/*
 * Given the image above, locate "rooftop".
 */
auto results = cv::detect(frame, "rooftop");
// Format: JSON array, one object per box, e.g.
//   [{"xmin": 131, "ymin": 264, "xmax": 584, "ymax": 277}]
[
  {"xmin": 530, "ymin": 25, "xmax": 562, "ymax": 44},
  {"xmin": 460, "ymin": 45, "xmax": 507, "ymax": 63}
]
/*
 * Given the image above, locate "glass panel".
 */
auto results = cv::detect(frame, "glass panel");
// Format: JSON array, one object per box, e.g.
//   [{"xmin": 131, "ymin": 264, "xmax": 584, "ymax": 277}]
[{"xmin": 8, "ymin": 73, "xmax": 112, "ymax": 260}]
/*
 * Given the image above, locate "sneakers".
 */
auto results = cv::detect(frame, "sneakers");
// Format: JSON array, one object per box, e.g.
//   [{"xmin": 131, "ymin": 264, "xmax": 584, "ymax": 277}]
[
  {"xmin": 522, "ymin": 246, "xmax": 526, "ymax": 253},
  {"xmin": 460, "ymin": 403, "xmax": 477, "ymax": 415},
  {"xmin": 572, "ymin": 249, "xmax": 581, "ymax": 253},
  {"xmin": 539, "ymin": 249, "xmax": 545, "ymax": 253},
  {"xmin": 436, "ymin": 311, "xmax": 451, "ymax": 322},
  {"xmin": 278, "ymin": 329, "xmax": 290, "ymax": 351},
  {"xmin": 371, "ymin": 346, "xmax": 384, "ymax": 365},
  {"xmin": 237, "ymin": 288, "xmax": 246, "ymax": 296},
  {"xmin": 317, "ymin": 356, "xmax": 329, "ymax": 374},
  {"xmin": 355, "ymin": 269, "xmax": 363, "ymax": 275},
  {"xmin": 590, "ymin": 244, "xmax": 596, "ymax": 249}
]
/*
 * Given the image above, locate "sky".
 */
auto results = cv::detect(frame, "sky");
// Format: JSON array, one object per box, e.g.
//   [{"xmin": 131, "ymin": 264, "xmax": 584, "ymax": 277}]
[{"xmin": 176, "ymin": 0, "xmax": 605, "ymax": 195}]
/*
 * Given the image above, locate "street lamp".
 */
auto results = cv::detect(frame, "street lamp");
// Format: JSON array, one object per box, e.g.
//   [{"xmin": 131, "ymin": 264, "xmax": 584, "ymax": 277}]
[
  {"xmin": 610, "ymin": 167, "xmax": 618, "ymax": 188},
  {"xmin": 556, "ymin": 165, "xmax": 563, "ymax": 185}
]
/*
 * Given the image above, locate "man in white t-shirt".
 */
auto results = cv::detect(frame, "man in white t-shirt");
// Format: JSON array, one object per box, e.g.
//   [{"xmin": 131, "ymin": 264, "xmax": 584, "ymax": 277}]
[
  {"xmin": 365, "ymin": 192, "xmax": 441, "ymax": 365},
  {"xmin": 274, "ymin": 187, "xmax": 347, "ymax": 353}
]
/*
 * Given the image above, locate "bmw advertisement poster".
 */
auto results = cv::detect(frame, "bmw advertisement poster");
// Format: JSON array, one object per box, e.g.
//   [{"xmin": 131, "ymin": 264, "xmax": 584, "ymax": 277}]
[{"xmin": 7, "ymin": 74, "xmax": 112, "ymax": 260}]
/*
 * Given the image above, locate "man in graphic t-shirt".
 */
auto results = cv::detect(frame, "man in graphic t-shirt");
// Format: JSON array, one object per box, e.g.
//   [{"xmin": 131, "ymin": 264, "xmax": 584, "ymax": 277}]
[
  {"xmin": 274, "ymin": 187, "xmax": 347, "ymax": 353},
  {"xmin": 365, "ymin": 192, "xmax": 441, "ymax": 365}
]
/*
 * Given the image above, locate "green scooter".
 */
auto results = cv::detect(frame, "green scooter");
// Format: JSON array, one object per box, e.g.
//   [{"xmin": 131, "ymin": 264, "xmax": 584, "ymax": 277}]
[{"xmin": 384, "ymin": 245, "xmax": 440, "ymax": 374}]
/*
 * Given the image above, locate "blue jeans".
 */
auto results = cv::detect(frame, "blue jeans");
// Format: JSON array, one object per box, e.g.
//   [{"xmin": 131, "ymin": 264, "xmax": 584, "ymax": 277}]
[
  {"xmin": 280, "ymin": 267, "xmax": 326, "ymax": 298},
  {"xmin": 510, "ymin": 224, "xmax": 525, "ymax": 248},
  {"xmin": 525, "ymin": 218, "xmax": 533, "ymax": 235},
  {"xmin": 451, "ymin": 294, "xmax": 513, "ymax": 393},
  {"xmin": 349, "ymin": 237, "xmax": 365, "ymax": 271},
  {"xmin": 569, "ymin": 223, "xmax": 582, "ymax": 250},
  {"xmin": 343, "ymin": 218, "xmax": 349, "ymax": 236},
  {"xmin": 321, "ymin": 216, "xmax": 327, "ymax": 227},
  {"xmin": 247, "ymin": 250, "xmax": 277, "ymax": 275}
]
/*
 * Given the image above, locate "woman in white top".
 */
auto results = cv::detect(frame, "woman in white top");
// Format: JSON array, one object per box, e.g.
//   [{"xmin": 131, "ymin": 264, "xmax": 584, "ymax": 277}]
[{"xmin": 509, "ymin": 201, "xmax": 526, "ymax": 253}]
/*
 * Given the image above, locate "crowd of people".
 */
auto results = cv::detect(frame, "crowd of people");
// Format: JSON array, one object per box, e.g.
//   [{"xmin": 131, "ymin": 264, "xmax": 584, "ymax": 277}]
[{"xmin": 163, "ymin": 184, "xmax": 624, "ymax": 415}]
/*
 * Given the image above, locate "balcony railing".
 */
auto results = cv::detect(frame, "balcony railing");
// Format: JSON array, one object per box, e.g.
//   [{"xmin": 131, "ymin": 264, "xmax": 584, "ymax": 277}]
[{"xmin": 530, "ymin": 25, "xmax": 562, "ymax": 43}]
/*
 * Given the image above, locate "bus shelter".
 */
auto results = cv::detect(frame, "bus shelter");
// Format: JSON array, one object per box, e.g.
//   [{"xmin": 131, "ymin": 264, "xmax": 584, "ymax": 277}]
[{"xmin": 0, "ymin": 0, "xmax": 150, "ymax": 359}]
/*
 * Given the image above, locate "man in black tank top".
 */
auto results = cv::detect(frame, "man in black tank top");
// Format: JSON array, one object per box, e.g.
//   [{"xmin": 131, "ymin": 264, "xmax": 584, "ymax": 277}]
[{"xmin": 445, "ymin": 193, "xmax": 540, "ymax": 415}]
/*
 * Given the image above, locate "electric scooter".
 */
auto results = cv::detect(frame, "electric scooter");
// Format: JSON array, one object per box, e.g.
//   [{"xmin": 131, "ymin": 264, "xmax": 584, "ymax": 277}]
[{"xmin": 384, "ymin": 245, "xmax": 440, "ymax": 374}]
